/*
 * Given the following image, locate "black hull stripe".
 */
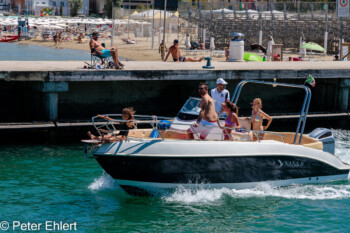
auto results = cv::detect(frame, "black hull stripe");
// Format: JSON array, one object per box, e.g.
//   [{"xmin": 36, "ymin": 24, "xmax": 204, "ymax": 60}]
[{"xmin": 96, "ymin": 155, "xmax": 349, "ymax": 184}]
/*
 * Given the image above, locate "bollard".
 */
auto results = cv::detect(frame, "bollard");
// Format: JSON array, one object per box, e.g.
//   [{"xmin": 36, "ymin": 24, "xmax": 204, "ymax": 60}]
[{"xmin": 202, "ymin": 57, "xmax": 214, "ymax": 69}]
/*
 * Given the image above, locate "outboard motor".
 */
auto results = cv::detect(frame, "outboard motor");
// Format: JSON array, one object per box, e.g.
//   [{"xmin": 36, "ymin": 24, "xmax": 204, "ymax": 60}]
[{"xmin": 309, "ymin": 128, "xmax": 335, "ymax": 155}]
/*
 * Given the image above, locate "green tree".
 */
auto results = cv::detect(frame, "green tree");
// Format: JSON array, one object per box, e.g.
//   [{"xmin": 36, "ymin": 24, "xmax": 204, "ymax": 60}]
[
  {"xmin": 136, "ymin": 4, "xmax": 148, "ymax": 11},
  {"xmin": 69, "ymin": 0, "xmax": 83, "ymax": 17},
  {"xmin": 106, "ymin": 0, "xmax": 122, "ymax": 18}
]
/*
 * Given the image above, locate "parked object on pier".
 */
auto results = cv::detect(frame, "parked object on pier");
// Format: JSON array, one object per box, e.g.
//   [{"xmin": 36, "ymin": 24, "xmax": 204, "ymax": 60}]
[{"xmin": 228, "ymin": 32, "xmax": 245, "ymax": 62}]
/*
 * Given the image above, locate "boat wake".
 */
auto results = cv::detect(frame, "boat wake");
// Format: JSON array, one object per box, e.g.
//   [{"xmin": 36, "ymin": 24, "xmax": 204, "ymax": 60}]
[
  {"xmin": 333, "ymin": 129, "xmax": 350, "ymax": 163},
  {"xmin": 164, "ymin": 182, "xmax": 350, "ymax": 203},
  {"xmin": 88, "ymin": 173, "xmax": 120, "ymax": 191}
]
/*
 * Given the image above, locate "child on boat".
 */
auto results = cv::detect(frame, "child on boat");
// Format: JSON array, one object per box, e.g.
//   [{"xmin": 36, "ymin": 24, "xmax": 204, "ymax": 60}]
[
  {"xmin": 87, "ymin": 107, "xmax": 135, "ymax": 143},
  {"xmin": 217, "ymin": 102, "xmax": 240, "ymax": 140}
]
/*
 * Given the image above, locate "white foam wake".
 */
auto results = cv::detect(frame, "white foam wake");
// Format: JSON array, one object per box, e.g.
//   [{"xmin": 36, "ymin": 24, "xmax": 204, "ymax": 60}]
[
  {"xmin": 333, "ymin": 129, "xmax": 350, "ymax": 164},
  {"xmin": 88, "ymin": 173, "xmax": 120, "ymax": 191},
  {"xmin": 164, "ymin": 182, "xmax": 350, "ymax": 203}
]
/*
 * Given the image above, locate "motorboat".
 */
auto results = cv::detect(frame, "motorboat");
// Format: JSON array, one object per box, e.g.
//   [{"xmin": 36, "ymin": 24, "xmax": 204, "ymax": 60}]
[{"xmin": 83, "ymin": 80, "xmax": 350, "ymax": 196}]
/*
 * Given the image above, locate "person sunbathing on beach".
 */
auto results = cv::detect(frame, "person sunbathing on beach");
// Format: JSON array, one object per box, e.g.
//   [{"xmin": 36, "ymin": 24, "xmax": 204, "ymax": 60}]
[
  {"xmin": 87, "ymin": 107, "xmax": 135, "ymax": 143},
  {"xmin": 90, "ymin": 31, "xmax": 124, "ymax": 69},
  {"xmin": 77, "ymin": 33, "xmax": 83, "ymax": 43},
  {"xmin": 164, "ymin": 39, "xmax": 204, "ymax": 62}
]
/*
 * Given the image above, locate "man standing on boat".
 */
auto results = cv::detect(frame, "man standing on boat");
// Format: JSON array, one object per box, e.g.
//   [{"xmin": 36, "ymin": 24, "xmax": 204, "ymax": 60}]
[
  {"xmin": 210, "ymin": 78, "xmax": 230, "ymax": 104},
  {"xmin": 187, "ymin": 82, "xmax": 218, "ymax": 140},
  {"xmin": 210, "ymin": 78, "xmax": 230, "ymax": 115}
]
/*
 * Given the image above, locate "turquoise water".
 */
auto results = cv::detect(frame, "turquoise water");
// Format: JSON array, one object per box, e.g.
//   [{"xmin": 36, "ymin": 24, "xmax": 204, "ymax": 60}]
[
  {"xmin": 0, "ymin": 129, "xmax": 349, "ymax": 232},
  {"xmin": 0, "ymin": 43, "xmax": 90, "ymax": 61}
]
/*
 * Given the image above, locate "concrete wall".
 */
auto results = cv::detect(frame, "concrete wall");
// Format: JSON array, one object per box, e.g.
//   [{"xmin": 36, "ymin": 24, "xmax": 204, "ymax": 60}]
[{"xmin": 0, "ymin": 77, "xmax": 348, "ymax": 122}]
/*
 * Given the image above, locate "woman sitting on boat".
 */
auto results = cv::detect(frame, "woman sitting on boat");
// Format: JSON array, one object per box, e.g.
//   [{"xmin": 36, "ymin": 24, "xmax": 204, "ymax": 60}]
[
  {"xmin": 250, "ymin": 98, "xmax": 272, "ymax": 141},
  {"xmin": 217, "ymin": 102, "xmax": 240, "ymax": 140},
  {"xmin": 87, "ymin": 107, "xmax": 135, "ymax": 143}
]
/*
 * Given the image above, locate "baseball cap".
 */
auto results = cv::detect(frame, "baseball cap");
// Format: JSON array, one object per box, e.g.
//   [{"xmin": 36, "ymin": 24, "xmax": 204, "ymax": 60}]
[
  {"xmin": 216, "ymin": 78, "xmax": 228, "ymax": 85},
  {"xmin": 174, "ymin": 39, "xmax": 179, "ymax": 44}
]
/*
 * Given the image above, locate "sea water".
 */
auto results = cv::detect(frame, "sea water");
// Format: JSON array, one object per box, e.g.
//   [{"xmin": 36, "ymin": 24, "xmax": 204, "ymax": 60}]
[
  {"xmin": 0, "ymin": 43, "xmax": 90, "ymax": 61},
  {"xmin": 0, "ymin": 129, "xmax": 349, "ymax": 232}
]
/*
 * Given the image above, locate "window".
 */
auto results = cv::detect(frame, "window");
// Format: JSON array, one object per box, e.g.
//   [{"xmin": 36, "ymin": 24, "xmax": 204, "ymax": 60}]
[
  {"xmin": 42, "ymin": 2, "xmax": 45, "ymax": 4},
  {"xmin": 53, "ymin": 1, "xmax": 56, "ymax": 6},
  {"xmin": 60, "ymin": 2, "xmax": 64, "ymax": 7}
]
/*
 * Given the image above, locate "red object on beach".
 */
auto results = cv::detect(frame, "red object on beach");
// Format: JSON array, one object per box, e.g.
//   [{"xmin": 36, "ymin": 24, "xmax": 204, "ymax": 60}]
[{"xmin": 0, "ymin": 35, "xmax": 19, "ymax": 42}]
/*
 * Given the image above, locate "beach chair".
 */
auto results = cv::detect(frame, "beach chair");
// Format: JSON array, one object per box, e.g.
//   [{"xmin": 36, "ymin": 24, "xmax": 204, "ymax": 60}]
[{"xmin": 90, "ymin": 43, "xmax": 111, "ymax": 69}]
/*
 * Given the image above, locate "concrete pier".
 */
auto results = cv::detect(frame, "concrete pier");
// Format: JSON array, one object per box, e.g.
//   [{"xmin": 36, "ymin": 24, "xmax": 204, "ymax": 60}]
[{"xmin": 0, "ymin": 61, "xmax": 349, "ymax": 123}]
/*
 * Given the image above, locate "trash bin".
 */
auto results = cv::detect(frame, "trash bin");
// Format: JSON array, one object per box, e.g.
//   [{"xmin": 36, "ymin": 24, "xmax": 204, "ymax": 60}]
[{"xmin": 229, "ymin": 32, "xmax": 244, "ymax": 62}]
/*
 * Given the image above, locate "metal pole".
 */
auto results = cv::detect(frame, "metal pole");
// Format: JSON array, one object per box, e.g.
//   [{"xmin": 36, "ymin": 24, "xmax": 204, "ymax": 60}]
[
  {"xmin": 127, "ymin": 0, "xmax": 131, "ymax": 38},
  {"xmin": 159, "ymin": 8, "xmax": 161, "ymax": 46},
  {"xmin": 162, "ymin": 0, "xmax": 167, "ymax": 61},
  {"xmin": 324, "ymin": 4, "xmax": 328, "ymax": 54},
  {"xmin": 340, "ymin": 17, "xmax": 343, "ymax": 60},
  {"xmin": 152, "ymin": 7, "xmax": 155, "ymax": 49},
  {"xmin": 177, "ymin": 12, "xmax": 179, "ymax": 39},
  {"xmin": 111, "ymin": 1, "xmax": 114, "ymax": 47}
]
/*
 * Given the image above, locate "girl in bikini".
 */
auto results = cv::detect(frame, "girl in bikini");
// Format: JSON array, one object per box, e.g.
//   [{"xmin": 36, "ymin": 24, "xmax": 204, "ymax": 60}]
[
  {"xmin": 87, "ymin": 107, "xmax": 135, "ymax": 143},
  {"xmin": 217, "ymin": 102, "xmax": 240, "ymax": 140},
  {"xmin": 250, "ymin": 98, "xmax": 272, "ymax": 141}
]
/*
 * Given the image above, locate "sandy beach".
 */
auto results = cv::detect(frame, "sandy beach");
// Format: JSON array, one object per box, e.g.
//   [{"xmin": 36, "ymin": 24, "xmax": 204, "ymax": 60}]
[{"xmin": 16, "ymin": 34, "xmax": 335, "ymax": 62}]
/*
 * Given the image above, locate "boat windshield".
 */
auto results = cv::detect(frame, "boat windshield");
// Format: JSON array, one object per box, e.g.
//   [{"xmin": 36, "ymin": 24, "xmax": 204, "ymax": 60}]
[{"xmin": 178, "ymin": 97, "xmax": 226, "ymax": 118}]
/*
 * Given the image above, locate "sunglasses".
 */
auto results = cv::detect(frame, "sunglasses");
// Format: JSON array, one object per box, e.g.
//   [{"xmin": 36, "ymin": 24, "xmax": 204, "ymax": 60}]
[{"xmin": 198, "ymin": 88, "xmax": 205, "ymax": 90}]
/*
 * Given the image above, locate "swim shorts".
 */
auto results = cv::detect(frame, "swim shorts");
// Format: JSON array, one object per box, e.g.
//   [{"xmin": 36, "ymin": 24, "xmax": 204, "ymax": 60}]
[
  {"xmin": 190, "ymin": 119, "xmax": 216, "ymax": 139},
  {"xmin": 174, "ymin": 56, "xmax": 186, "ymax": 62},
  {"xmin": 100, "ymin": 49, "xmax": 111, "ymax": 57}
]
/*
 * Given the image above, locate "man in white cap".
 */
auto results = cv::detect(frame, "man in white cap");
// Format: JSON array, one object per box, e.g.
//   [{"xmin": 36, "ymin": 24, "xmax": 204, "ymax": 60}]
[{"xmin": 210, "ymin": 78, "xmax": 230, "ymax": 104}]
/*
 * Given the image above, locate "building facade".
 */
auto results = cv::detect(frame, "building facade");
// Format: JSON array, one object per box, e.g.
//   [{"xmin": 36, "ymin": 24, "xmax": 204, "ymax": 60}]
[{"xmin": 23, "ymin": 0, "xmax": 89, "ymax": 16}]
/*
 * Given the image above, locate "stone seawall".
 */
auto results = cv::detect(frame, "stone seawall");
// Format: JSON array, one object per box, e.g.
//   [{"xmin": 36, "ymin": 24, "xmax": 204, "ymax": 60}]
[{"xmin": 0, "ymin": 61, "xmax": 349, "ymax": 122}]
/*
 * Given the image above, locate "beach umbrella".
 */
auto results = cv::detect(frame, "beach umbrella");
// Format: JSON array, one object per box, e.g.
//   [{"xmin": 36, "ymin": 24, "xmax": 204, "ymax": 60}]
[
  {"xmin": 210, "ymin": 36, "xmax": 215, "ymax": 51},
  {"xmin": 300, "ymin": 42, "xmax": 325, "ymax": 52},
  {"xmin": 244, "ymin": 53, "xmax": 263, "ymax": 62}
]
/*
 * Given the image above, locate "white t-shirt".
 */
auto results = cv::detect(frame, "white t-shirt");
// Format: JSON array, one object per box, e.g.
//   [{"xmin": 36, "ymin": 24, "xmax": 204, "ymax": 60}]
[{"xmin": 210, "ymin": 88, "xmax": 230, "ymax": 103}]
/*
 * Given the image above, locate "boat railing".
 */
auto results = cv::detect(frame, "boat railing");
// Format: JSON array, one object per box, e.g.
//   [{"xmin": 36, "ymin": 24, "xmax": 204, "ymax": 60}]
[
  {"xmin": 90, "ymin": 114, "xmax": 285, "ymax": 143},
  {"xmin": 231, "ymin": 80, "xmax": 311, "ymax": 145}
]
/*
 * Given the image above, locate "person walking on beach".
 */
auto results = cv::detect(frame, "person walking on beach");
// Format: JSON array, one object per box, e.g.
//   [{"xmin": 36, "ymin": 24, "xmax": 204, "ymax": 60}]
[
  {"xmin": 164, "ymin": 39, "xmax": 204, "ymax": 62},
  {"xmin": 187, "ymin": 82, "xmax": 218, "ymax": 140},
  {"xmin": 90, "ymin": 31, "xmax": 124, "ymax": 69}
]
